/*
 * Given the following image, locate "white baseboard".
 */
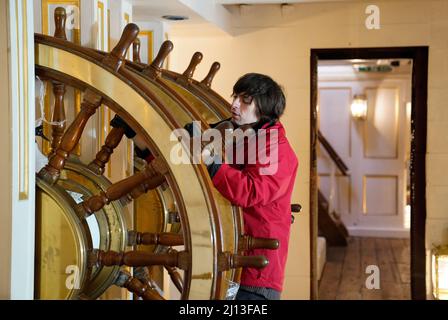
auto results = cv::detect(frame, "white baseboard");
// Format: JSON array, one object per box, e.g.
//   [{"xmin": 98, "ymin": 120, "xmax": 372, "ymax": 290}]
[{"xmin": 347, "ymin": 226, "xmax": 410, "ymax": 238}]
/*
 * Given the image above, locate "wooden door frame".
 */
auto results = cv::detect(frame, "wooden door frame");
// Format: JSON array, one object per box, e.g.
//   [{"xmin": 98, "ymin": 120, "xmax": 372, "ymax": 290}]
[{"xmin": 310, "ymin": 47, "xmax": 428, "ymax": 300}]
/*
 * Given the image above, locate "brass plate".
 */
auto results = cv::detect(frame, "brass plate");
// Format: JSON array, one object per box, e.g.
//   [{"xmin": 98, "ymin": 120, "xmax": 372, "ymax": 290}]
[
  {"xmin": 60, "ymin": 159, "xmax": 127, "ymax": 299},
  {"xmin": 35, "ymin": 176, "xmax": 90, "ymax": 299},
  {"xmin": 161, "ymin": 79, "xmax": 221, "ymax": 124},
  {"xmin": 134, "ymin": 158, "xmax": 181, "ymax": 254},
  {"xmin": 36, "ymin": 43, "xmax": 216, "ymax": 299}
]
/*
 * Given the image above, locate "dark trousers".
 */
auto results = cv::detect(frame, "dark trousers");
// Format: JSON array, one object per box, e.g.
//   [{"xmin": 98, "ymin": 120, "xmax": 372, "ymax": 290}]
[{"xmin": 235, "ymin": 288, "xmax": 269, "ymax": 300}]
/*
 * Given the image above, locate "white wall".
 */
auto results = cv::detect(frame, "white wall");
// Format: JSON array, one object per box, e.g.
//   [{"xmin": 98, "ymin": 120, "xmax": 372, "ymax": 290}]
[
  {"xmin": 167, "ymin": 0, "xmax": 448, "ymax": 299},
  {"xmin": 0, "ymin": 0, "xmax": 36, "ymax": 299},
  {"xmin": 109, "ymin": 0, "xmax": 132, "ymax": 50},
  {"xmin": 0, "ymin": 0, "xmax": 13, "ymax": 300},
  {"xmin": 132, "ymin": 21, "xmax": 168, "ymax": 64}
]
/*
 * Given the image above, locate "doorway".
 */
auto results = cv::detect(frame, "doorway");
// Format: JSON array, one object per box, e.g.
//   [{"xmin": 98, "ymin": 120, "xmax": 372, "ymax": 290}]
[{"xmin": 310, "ymin": 47, "xmax": 428, "ymax": 300}]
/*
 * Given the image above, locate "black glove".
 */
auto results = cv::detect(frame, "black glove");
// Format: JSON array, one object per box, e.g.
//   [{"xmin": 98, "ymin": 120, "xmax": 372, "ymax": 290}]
[
  {"xmin": 207, "ymin": 162, "xmax": 222, "ymax": 179},
  {"xmin": 184, "ymin": 121, "xmax": 226, "ymax": 179},
  {"xmin": 184, "ymin": 122, "xmax": 195, "ymax": 138},
  {"xmin": 135, "ymin": 145, "xmax": 152, "ymax": 160},
  {"xmin": 110, "ymin": 115, "xmax": 155, "ymax": 161},
  {"xmin": 110, "ymin": 115, "xmax": 136, "ymax": 139},
  {"xmin": 35, "ymin": 124, "xmax": 50, "ymax": 141}
]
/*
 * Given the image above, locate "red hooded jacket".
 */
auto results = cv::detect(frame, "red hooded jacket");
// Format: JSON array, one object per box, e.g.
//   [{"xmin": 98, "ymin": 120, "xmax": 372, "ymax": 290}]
[{"xmin": 211, "ymin": 121, "xmax": 298, "ymax": 291}]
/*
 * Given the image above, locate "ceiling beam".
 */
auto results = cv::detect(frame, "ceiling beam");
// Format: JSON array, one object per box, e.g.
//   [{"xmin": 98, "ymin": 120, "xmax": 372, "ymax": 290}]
[{"xmin": 177, "ymin": 0, "xmax": 235, "ymax": 35}]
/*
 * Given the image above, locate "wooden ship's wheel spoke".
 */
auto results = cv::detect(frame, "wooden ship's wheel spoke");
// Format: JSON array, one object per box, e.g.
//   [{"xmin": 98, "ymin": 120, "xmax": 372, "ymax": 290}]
[
  {"xmin": 115, "ymin": 270, "xmax": 165, "ymax": 300},
  {"xmin": 34, "ymin": 7, "xmax": 280, "ymax": 300},
  {"xmin": 91, "ymin": 249, "xmax": 268, "ymax": 271},
  {"xmin": 164, "ymin": 265, "xmax": 184, "ymax": 293},
  {"xmin": 76, "ymin": 157, "xmax": 168, "ymax": 217},
  {"xmin": 127, "ymin": 231, "xmax": 184, "ymax": 247},
  {"xmin": 87, "ymin": 116, "xmax": 130, "ymax": 175},
  {"xmin": 90, "ymin": 249, "xmax": 190, "ymax": 270},
  {"xmin": 180, "ymin": 52, "xmax": 203, "ymax": 85},
  {"xmin": 38, "ymin": 89, "xmax": 103, "ymax": 184},
  {"xmin": 200, "ymin": 62, "xmax": 221, "ymax": 89},
  {"xmin": 238, "ymin": 235, "xmax": 280, "ymax": 251}
]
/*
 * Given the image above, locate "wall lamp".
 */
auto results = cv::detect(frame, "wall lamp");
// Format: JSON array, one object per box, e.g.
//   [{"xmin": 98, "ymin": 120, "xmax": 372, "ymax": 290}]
[
  {"xmin": 432, "ymin": 245, "xmax": 448, "ymax": 300},
  {"xmin": 351, "ymin": 94, "xmax": 368, "ymax": 120}
]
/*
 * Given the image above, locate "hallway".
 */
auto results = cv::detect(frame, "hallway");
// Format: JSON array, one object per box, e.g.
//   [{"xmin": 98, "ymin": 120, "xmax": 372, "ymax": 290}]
[{"xmin": 318, "ymin": 237, "xmax": 410, "ymax": 300}]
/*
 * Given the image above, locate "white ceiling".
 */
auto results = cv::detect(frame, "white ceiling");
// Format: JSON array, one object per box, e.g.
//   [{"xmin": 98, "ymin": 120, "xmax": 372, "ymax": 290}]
[
  {"xmin": 130, "ymin": 0, "xmax": 204, "ymax": 24},
  {"xmin": 130, "ymin": 0, "xmax": 355, "ymax": 33}
]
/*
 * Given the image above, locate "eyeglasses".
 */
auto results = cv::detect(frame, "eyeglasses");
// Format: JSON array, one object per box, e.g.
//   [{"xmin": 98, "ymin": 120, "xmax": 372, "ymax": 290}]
[{"xmin": 231, "ymin": 93, "xmax": 254, "ymax": 105}]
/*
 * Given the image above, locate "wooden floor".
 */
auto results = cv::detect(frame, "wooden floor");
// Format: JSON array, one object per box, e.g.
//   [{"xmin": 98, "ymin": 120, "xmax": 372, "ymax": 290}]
[{"xmin": 318, "ymin": 237, "xmax": 410, "ymax": 300}]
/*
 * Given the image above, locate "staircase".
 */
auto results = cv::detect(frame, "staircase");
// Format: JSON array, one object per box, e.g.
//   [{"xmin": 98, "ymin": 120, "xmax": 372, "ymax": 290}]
[
  {"xmin": 318, "ymin": 190, "xmax": 349, "ymax": 246},
  {"xmin": 317, "ymin": 130, "xmax": 349, "ymax": 246}
]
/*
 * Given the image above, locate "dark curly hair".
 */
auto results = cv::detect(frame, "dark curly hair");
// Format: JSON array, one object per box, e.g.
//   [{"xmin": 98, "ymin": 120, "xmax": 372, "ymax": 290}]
[{"xmin": 232, "ymin": 73, "xmax": 286, "ymax": 124}]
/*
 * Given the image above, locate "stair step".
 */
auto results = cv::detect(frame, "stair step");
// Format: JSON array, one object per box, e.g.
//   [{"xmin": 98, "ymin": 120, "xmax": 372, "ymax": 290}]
[{"xmin": 318, "ymin": 190, "xmax": 348, "ymax": 246}]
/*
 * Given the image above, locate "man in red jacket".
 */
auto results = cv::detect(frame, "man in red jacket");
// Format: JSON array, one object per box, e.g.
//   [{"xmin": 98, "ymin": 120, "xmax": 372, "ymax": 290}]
[{"xmin": 205, "ymin": 73, "xmax": 298, "ymax": 300}]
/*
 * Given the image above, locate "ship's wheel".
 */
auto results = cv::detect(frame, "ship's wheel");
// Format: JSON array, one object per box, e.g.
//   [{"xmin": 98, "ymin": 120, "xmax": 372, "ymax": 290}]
[{"xmin": 34, "ymin": 8, "xmax": 278, "ymax": 300}]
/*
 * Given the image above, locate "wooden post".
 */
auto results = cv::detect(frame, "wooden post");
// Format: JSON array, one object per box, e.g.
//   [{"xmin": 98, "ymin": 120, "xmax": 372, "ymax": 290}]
[
  {"xmin": 49, "ymin": 82, "xmax": 66, "ymax": 154},
  {"xmin": 49, "ymin": 7, "xmax": 68, "ymax": 155}
]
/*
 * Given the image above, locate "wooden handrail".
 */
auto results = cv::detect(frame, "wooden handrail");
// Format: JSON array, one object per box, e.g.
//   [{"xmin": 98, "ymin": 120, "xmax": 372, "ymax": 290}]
[{"xmin": 317, "ymin": 130, "xmax": 349, "ymax": 176}]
